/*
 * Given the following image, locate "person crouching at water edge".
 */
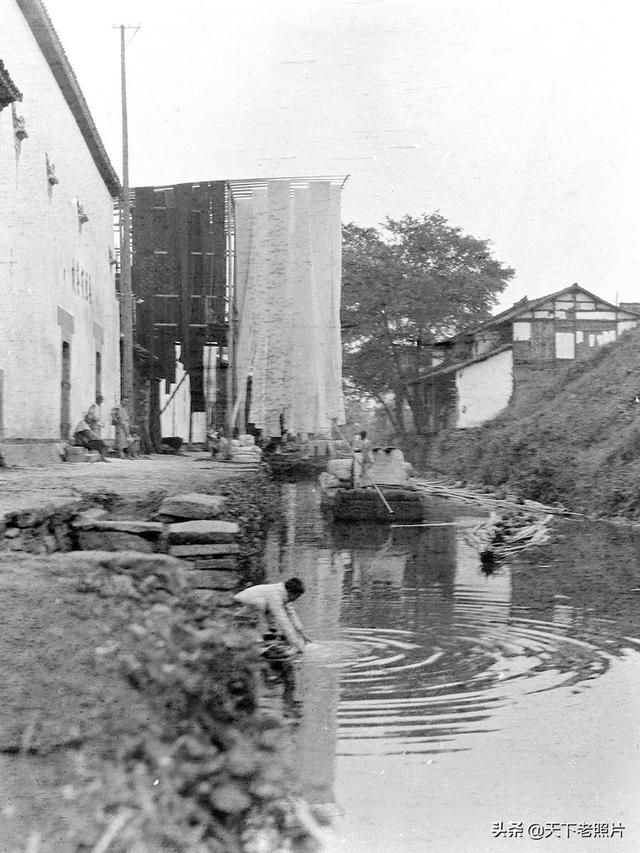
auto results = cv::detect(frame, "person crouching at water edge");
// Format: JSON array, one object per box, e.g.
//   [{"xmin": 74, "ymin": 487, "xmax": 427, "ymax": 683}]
[{"xmin": 234, "ymin": 578, "xmax": 310, "ymax": 700}]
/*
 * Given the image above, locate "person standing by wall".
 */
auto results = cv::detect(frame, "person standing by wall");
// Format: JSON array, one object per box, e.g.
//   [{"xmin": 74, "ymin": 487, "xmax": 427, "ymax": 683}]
[{"xmin": 112, "ymin": 401, "xmax": 136, "ymax": 459}]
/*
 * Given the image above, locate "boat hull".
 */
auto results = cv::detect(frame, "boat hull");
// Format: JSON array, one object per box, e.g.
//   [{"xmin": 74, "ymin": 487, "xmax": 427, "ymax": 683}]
[
  {"xmin": 266, "ymin": 454, "xmax": 328, "ymax": 479},
  {"xmin": 327, "ymin": 487, "xmax": 425, "ymax": 522}
]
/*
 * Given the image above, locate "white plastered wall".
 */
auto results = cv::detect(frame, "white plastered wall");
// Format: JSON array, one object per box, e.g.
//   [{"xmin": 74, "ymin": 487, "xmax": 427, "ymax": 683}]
[
  {"xmin": 0, "ymin": 1, "xmax": 119, "ymax": 440},
  {"xmin": 455, "ymin": 348, "xmax": 513, "ymax": 429},
  {"xmin": 158, "ymin": 347, "xmax": 208, "ymax": 443}
]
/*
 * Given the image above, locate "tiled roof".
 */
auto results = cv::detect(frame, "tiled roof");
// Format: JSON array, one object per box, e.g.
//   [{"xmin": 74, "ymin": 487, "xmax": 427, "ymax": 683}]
[
  {"xmin": 0, "ymin": 59, "xmax": 22, "ymax": 109},
  {"xmin": 470, "ymin": 282, "xmax": 640, "ymax": 332},
  {"xmin": 16, "ymin": 0, "xmax": 120, "ymax": 196}
]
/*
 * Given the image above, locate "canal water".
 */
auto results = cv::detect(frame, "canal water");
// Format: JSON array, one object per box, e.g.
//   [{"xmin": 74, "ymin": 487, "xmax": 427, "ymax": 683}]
[{"xmin": 265, "ymin": 483, "xmax": 640, "ymax": 853}]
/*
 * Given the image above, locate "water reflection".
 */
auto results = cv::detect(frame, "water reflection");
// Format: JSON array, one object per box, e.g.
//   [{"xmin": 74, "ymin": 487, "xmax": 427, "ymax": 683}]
[{"xmin": 265, "ymin": 483, "xmax": 640, "ymax": 807}]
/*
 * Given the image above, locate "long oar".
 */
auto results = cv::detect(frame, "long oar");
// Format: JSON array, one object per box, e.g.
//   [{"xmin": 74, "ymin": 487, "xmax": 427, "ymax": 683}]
[{"xmin": 331, "ymin": 419, "xmax": 394, "ymax": 515}]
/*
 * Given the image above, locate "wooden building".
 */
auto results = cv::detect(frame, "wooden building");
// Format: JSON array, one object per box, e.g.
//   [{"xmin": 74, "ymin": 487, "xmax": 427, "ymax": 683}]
[
  {"xmin": 410, "ymin": 284, "xmax": 640, "ymax": 434},
  {"xmin": 131, "ymin": 181, "xmax": 228, "ymax": 444}
]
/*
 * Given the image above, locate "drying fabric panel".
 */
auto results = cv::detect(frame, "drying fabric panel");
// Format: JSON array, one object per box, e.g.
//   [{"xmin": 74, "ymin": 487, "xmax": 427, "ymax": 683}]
[{"xmin": 231, "ymin": 179, "xmax": 345, "ymax": 437}]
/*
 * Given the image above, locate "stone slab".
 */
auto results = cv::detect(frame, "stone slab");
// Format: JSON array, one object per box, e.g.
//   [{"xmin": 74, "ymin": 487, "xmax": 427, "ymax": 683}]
[
  {"xmin": 73, "ymin": 518, "xmax": 164, "ymax": 535},
  {"xmin": 157, "ymin": 493, "xmax": 227, "ymax": 520},
  {"xmin": 73, "ymin": 508, "xmax": 109, "ymax": 525},
  {"xmin": 77, "ymin": 530, "xmax": 155, "ymax": 553},
  {"xmin": 64, "ymin": 446, "xmax": 88, "ymax": 462},
  {"xmin": 64, "ymin": 550, "xmax": 187, "ymax": 593},
  {"xmin": 185, "ymin": 569, "xmax": 241, "ymax": 591},
  {"xmin": 0, "ymin": 443, "xmax": 64, "ymax": 468},
  {"xmin": 168, "ymin": 543, "xmax": 240, "ymax": 557},
  {"xmin": 167, "ymin": 520, "xmax": 239, "ymax": 545},
  {"xmin": 188, "ymin": 557, "xmax": 237, "ymax": 570}
]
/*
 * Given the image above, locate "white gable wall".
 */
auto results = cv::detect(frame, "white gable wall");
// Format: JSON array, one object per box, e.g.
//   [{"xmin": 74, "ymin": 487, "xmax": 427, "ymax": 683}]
[
  {"xmin": 455, "ymin": 348, "xmax": 513, "ymax": 429},
  {"xmin": 0, "ymin": 0, "xmax": 119, "ymax": 442}
]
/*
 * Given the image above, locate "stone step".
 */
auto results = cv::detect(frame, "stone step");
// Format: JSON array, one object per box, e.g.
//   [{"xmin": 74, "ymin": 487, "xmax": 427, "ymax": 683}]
[
  {"xmin": 168, "ymin": 543, "xmax": 240, "ymax": 557},
  {"xmin": 167, "ymin": 520, "xmax": 239, "ymax": 545},
  {"xmin": 77, "ymin": 530, "xmax": 155, "ymax": 553},
  {"xmin": 73, "ymin": 518, "xmax": 164, "ymax": 535},
  {"xmin": 157, "ymin": 493, "xmax": 226, "ymax": 520},
  {"xmin": 186, "ymin": 557, "xmax": 237, "ymax": 570},
  {"xmin": 185, "ymin": 569, "xmax": 241, "ymax": 591}
]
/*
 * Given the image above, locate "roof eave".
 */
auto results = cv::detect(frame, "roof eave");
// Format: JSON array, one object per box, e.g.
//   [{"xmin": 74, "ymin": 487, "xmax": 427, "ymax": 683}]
[{"xmin": 409, "ymin": 343, "xmax": 513, "ymax": 385}]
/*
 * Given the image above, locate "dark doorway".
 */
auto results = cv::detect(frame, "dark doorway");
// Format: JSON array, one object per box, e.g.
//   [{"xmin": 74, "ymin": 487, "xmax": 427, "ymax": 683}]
[
  {"xmin": 95, "ymin": 351, "xmax": 102, "ymax": 397},
  {"xmin": 60, "ymin": 341, "xmax": 71, "ymax": 440}
]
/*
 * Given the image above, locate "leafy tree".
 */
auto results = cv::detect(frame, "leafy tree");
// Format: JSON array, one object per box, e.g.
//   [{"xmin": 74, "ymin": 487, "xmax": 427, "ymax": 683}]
[{"xmin": 341, "ymin": 213, "xmax": 515, "ymax": 435}]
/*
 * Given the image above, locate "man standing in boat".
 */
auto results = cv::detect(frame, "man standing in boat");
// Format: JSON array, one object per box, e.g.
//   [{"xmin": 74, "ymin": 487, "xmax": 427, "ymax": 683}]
[{"xmin": 353, "ymin": 429, "xmax": 375, "ymax": 487}]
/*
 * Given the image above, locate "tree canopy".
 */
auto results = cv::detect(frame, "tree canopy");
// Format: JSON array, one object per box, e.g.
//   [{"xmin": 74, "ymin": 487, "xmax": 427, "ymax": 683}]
[{"xmin": 341, "ymin": 213, "xmax": 514, "ymax": 434}]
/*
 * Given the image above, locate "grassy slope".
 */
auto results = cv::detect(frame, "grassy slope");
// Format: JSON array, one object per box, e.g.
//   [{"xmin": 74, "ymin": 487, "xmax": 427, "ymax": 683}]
[{"xmin": 425, "ymin": 327, "xmax": 640, "ymax": 516}]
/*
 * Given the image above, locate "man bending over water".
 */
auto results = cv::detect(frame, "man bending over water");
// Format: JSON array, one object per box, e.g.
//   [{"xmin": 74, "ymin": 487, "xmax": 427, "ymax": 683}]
[{"xmin": 234, "ymin": 577, "xmax": 310, "ymax": 653}]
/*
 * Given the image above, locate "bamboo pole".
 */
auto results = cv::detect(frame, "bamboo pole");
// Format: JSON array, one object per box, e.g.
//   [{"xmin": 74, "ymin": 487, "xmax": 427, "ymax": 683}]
[{"xmin": 117, "ymin": 25, "xmax": 134, "ymax": 410}]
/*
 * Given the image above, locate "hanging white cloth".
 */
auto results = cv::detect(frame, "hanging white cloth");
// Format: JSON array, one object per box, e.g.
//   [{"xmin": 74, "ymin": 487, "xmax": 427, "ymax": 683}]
[{"xmin": 231, "ymin": 180, "xmax": 345, "ymax": 436}]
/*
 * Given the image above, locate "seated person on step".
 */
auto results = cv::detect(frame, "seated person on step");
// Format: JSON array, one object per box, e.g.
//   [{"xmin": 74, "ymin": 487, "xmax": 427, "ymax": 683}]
[{"xmin": 72, "ymin": 418, "xmax": 109, "ymax": 462}]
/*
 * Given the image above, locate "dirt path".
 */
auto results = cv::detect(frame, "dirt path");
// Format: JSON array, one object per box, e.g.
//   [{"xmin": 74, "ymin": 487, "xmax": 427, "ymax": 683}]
[
  {"xmin": 0, "ymin": 453, "xmax": 256, "ymax": 518},
  {"xmin": 0, "ymin": 551, "xmax": 158, "ymax": 851}
]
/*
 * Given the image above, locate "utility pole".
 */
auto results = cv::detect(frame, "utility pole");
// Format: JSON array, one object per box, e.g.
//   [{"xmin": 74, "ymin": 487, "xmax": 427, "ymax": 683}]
[{"xmin": 114, "ymin": 24, "xmax": 139, "ymax": 409}]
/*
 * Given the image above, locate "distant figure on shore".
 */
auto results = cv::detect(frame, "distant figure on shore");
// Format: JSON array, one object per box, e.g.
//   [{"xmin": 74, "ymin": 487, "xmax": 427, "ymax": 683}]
[
  {"xmin": 111, "ymin": 402, "xmax": 137, "ymax": 459},
  {"xmin": 209, "ymin": 429, "xmax": 231, "ymax": 461}
]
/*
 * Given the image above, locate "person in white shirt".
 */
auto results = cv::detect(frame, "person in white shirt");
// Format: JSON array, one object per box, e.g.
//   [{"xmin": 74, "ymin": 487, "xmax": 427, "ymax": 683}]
[
  {"xmin": 234, "ymin": 577, "xmax": 309, "ymax": 653},
  {"xmin": 86, "ymin": 394, "xmax": 105, "ymax": 437}
]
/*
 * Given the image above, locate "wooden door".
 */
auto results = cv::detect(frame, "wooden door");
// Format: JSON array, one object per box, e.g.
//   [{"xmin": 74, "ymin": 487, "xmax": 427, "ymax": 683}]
[{"xmin": 60, "ymin": 341, "xmax": 71, "ymax": 440}]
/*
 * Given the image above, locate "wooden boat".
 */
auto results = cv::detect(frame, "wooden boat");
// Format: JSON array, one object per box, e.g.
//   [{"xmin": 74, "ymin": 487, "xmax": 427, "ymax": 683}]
[
  {"xmin": 324, "ymin": 485, "xmax": 425, "ymax": 522},
  {"xmin": 265, "ymin": 450, "xmax": 329, "ymax": 479}
]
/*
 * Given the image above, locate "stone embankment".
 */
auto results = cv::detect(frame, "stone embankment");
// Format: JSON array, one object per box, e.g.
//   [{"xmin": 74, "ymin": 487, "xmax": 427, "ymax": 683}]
[
  {"xmin": 73, "ymin": 493, "xmax": 243, "ymax": 597},
  {"xmin": 0, "ymin": 456, "xmax": 324, "ymax": 852}
]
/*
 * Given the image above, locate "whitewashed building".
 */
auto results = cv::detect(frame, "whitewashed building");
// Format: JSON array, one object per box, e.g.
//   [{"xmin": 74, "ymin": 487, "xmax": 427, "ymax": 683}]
[
  {"xmin": 410, "ymin": 284, "xmax": 640, "ymax": 433},
  {"xmin": 0, "ymin": 0, "xmax": 121, "ymax": 465}
]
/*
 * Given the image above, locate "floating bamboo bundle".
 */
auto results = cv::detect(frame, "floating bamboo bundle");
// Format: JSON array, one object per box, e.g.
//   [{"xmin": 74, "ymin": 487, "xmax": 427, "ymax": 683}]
[
  {"xmin": 413, "ymin": 477, "xmax": 576, "ymax": 516},
  {"xmin": 465, "ymin": 511, "xmax": 554, "ymax": 563}
]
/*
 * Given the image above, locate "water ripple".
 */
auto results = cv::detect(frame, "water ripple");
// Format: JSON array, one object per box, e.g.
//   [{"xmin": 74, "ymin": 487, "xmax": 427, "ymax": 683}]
[{"xmin": 331, "ymin": 593, "xmax": 621, "ymax": 755}]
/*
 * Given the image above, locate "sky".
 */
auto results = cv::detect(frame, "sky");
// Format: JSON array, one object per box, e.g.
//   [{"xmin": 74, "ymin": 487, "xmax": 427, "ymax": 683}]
[{"xmin": 43, "ymin": 0, "xmax": 640, "ymax": 310}]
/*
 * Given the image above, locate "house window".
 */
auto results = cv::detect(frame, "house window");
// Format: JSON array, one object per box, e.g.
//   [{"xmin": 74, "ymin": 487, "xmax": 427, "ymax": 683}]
[
  {"xmin": 513, "ymin": 322, "xmax": 531, "ymax": 341},
  {"xmin": 555, "ymin": 332, "xmax": 575, "ymax": 359}
]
